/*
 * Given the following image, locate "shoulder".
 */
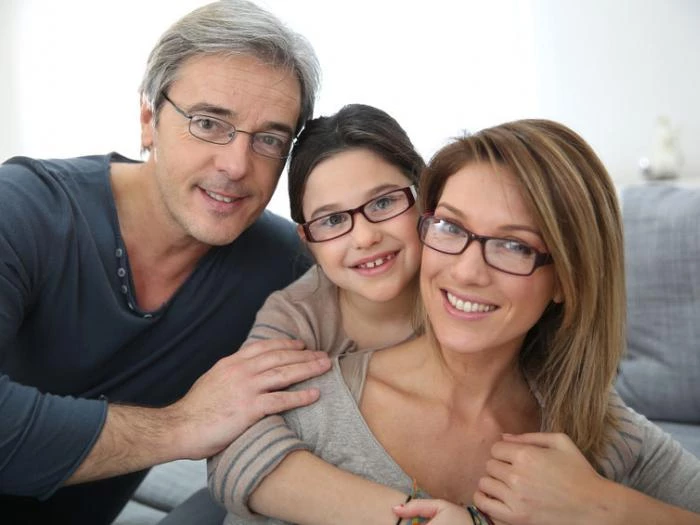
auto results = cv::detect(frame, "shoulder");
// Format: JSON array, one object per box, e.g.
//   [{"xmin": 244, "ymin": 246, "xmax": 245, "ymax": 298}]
[
  {"xmin": 234, "ymin": 210, "xmax": 311, "ymax": 279},
  {"xmin": 288, "ymin": 356, "xmax": 344, "ymax": 395},
  {"xmin": 0, "ymin": 153, "xmax": 117, "ymax": 210},
  {"xmin": 0, "ymin": 154, "xmax": 114, "ymax": 248},
  {"xmin": 268, "ymin": 266, "xmax": 334, "ymax": 306},
  {"xmin": 241, "ymin": 210, "xmax": 302, "ymax": 252}
]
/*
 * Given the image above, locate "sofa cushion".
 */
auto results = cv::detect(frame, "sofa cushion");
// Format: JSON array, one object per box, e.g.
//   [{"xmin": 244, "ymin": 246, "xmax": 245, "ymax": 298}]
[
  {"xmin": 616, "ymin": 184, "xmax": 700, "ymax": 423},
  {"xmin": 654, "ymin": 421, "xmax": 700, "ymax": 459},
  {"xmin": 114, "ymin": 460, "xmax": 207, "ymax": 524}
]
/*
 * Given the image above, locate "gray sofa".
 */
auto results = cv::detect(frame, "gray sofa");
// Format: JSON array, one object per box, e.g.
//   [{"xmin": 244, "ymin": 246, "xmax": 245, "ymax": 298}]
[
  {"xmin": 115, "ymin": 182, "xmax": 700, "ymax": 524},
  {"xmin": 615, "ymin": 183, "xmax": 700, "ymax": 457}
]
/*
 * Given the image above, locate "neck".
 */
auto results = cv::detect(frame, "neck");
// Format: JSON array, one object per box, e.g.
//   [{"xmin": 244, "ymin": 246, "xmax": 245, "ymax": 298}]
[
  {"xmin": 111, "ymin": 160, "xmax": 211, "ymax": 266},
  {"xmin": 339, "ymin": 279, "xmax": 418, "ymax": 350},
  {"xmin": 412, "ymin": 334, "xmax": 535, "ymax": 421},
  {"xmin": 110, "ymin": 160, "xmax": 211, "ymax": 310}
]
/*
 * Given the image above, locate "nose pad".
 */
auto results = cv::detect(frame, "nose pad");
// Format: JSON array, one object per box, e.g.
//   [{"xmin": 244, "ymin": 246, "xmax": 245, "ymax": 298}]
[
  {"xmin": 213, "ymin": 133, "xmax": 252, "ymax": 180},
  {"xmin": 350, "ymin": 213, "xmax": 381, "ymax": 249}
]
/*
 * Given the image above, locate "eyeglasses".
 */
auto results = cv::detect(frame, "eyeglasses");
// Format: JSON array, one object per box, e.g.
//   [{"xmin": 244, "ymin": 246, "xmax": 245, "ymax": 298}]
[
  {"xmin": 418, "ymin": 213, "xmax": 553, "ymax": 276},
  {"xmin": 302, "ymin": 186, "xmax": 417, "ymax": 243},
  {"xmin": 161, "ymin": 93, "xmax": 293, "ymax": 159}
]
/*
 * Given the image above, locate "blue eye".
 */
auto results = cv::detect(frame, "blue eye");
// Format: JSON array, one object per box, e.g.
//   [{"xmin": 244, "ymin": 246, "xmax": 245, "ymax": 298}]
[
  {"xmin": 436, "ymin": 219, "xmax": 464, "ymax": 236},
  {"xmin": 371, "ymin": 195, "xmax": 398, "ymax": 211},
  {"xmin": 319, "ymin": 213, "xmax": 349, "ymax": 229},
  {"xmin": 494, "ymin": 239, "xmax": 534, "ymax": 255}
]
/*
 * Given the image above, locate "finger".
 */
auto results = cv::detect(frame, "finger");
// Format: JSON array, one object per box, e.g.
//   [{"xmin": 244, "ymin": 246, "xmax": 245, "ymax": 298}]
[
  {"xmin": 245, "ymin": 348, "xmax": 330, "ymax": 375},
  {"xmin": 483, "ymin": 459, "xmax": 516, "ymax": 489},
  {"xmin": 257, "ymin": 357, "xmax": 332, "ymax": 391},
  {"xmin": 490, "ymin": 440, "xmax": 525, "ymax": 463},
  {"xmin": 257, "ymin": 387, "xmax": 321, "ymax": 415},
  {"xmin": 392, "ymin": 499, "xmax": 439, "ymax": 519},
  {"xmin": 472, "ymin": 489, "xmax": 513, "ymax": 524},
  {"xmin": 490, "ymin": 441, "xmax": 553, "ymax": 471},
  {"xmin": 237, "ymin": 337, "xmax": 306, "ymax": 356},
  {"xmin": 477, "ymin": 471, "xmax": 511, "ymax": 501},
  {"xmin": 501, "ymin": 432, "xmax": 566, "ymax": 449}
]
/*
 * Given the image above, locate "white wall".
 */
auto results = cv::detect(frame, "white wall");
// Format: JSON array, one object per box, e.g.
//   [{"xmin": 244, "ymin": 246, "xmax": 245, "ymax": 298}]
[
  {"xmin": 2, "ymin": 0, "xmax": 698, "ymax": 218},
  {"xmin": 532, "ymin": 0, "xmax": 700, "ymax": 183}
]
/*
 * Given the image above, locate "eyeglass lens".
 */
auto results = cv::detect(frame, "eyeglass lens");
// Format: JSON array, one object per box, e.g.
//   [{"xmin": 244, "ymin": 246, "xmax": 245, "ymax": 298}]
[
  {"xmin": 419, "ymin": 216, "xmax": 541, "ymax": 275},
  {"xmin": 188, "ymin": 115, "xmax": 290, "ymax": 158},
  {"xmin": 306, "ymin": 188, "xmax": 414, "ymax": 242}
]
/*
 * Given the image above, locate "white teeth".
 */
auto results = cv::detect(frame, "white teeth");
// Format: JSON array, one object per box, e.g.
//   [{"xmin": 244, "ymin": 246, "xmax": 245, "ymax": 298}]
[
  {"xmin": 446, "ymin": 292, "xmax": 496, "ymax": 313},
  {"xmin": 357, "ymin": 253, "xmax": 395, "ymax": 270},
  {"xmin": 206, "ymin": 190, "xmax": 233, "ymax": 203}
]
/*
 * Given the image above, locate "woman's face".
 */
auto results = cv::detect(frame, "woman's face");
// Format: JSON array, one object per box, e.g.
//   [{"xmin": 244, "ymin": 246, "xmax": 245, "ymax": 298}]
[
  {"xmin": 300, "ymin": 148, "xmax": 421, "ymax": 305},
  {"xmin": 420, "ymin": 162, "xmax": 561, "ymax": 359}
]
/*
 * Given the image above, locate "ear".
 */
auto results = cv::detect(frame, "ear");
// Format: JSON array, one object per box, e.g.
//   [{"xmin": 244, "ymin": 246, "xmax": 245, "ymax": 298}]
[
  {"xmin": 296, "ymin": 224, "xmax": 307, "ymax": 242},
  {"xmin": 140, "ymin": 99, "xmax": 155, "ymax": 151},
  {"xmin": 552, "ymin": 279, "xmax": 564, "ymax": 304}
]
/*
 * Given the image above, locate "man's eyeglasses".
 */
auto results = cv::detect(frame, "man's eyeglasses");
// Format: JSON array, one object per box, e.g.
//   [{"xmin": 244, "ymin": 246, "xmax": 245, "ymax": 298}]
[
  {"xmin": 418, "ymin": 213, "xmax": 553, "ymax": 276},
  {"xmin": 302, "ymin": 186, "xmax": 417, "ymax": 243},
  {"xmin": 161, "ymin": 93, "xmax": 293, "ymax": 159}
]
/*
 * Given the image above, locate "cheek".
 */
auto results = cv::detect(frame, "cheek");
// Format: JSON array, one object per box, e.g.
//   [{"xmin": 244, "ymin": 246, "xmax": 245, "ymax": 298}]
[
  {"xmin": 307, "ymin": 242, "xmax": 345, "ymax": 274},
  {"xmin": 509, "ymin": 276, "xmax": 557, "ymax": 323},
  {"xmin": 419, "ymin": 249, "xmax": 443, "ymax": 297}
]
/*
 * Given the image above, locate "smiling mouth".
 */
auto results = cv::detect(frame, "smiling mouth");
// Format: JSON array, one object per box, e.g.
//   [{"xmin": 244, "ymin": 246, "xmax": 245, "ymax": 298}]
[
  {"xmin": 446, "ymin": 291, "xmax": 497, "ymax": 313},
  {"xmin": 204, "ymin": 189, "xmax": 239, "ymax": 204},
  {"xmin": 354, "ymin": 252, "xmax": 397, "ymax": 270}
]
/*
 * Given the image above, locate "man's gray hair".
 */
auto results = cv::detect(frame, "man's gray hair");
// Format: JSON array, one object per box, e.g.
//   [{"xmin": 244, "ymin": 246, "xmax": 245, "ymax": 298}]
[{"xmin": 139, "ymin": 0, "xmax": 320, "ymax": 132}]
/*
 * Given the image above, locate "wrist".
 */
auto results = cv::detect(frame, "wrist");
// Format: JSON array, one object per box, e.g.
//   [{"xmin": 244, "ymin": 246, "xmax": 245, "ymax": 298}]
[{"xmin": 580, "ymin": 477, "xmax": 625, "ymax": 525}]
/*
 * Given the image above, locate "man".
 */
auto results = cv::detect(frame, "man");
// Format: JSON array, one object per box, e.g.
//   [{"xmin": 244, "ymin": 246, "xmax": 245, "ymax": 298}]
[{"xmin": 0, "ymin": 1, "xmax": 330, "ymax": 522}]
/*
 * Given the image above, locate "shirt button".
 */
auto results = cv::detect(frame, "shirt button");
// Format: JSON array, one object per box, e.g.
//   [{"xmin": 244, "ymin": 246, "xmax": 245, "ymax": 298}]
[
  {"xmin": 117, "ymin": 267, "xmax": 126, "ymax": 277},
  {"xmin": 143, "ymin": 313, "xmax": 153, "ymax": 320},
  {"xmin": 128, "ymin": 302, "xmax": 134, "ymax": 310},
  {"xmin": 120, "ymin": 285, "xmax": 128, "ymax": 294},
  {"xmin": 115, "ymin": 248, "xmax": 123, "ymax": 257}
]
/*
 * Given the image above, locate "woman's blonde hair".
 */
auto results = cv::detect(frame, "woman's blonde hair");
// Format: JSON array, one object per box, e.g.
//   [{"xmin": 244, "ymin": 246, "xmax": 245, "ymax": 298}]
[{"xmin": 420, "ymin": 119, "xmax": 625, "ymax": 465}]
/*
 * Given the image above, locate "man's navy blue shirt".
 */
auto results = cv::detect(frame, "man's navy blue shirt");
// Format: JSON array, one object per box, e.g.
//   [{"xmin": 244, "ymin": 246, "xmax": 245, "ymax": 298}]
[{"xmin": 0, "ymin": 153, "xmax": 309, "ymax": 522}]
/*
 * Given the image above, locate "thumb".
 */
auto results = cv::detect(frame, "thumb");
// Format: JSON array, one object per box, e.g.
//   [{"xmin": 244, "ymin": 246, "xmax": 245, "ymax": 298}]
[{"xmin": 501, "ymin": 431, "xmax": 568, "ymax": 449}]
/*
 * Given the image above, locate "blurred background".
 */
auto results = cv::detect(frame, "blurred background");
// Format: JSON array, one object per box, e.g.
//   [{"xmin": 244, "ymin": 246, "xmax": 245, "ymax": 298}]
[{"xmin": 1, "ymin": 0, "xmax": 698, "ymax": 218}]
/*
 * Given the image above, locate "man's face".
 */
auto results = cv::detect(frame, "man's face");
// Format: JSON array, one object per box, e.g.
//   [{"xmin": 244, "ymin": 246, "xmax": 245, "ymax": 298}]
[{"xmin": 141, "ymin": 53, "xmax": 302, "ymax": 246}]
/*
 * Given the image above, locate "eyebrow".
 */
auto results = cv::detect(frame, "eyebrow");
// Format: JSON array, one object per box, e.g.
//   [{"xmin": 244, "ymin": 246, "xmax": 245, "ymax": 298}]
[
  {"xmin": 308, "ymin": 183, "xmax": 407, "ymax": 220},
  {"xmin": 186, "ymin": 101, "xmax": 295, "ymax": 137},
  {"xmin": 435, "ymin": 202, "xmax": 544, "ymax": 238}
]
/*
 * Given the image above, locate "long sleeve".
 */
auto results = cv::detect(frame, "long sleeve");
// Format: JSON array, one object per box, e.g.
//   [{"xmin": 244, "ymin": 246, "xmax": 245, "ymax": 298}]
[
  {"xmin": 625, "ymin": 410, "xmax": 700, "ymax": 512},
  {"xmin": 600, "ymin": 392, "xmax": 700, "ymax": 513},
  {"xmin": 0, "ymin": 376, "xmax": 107, "ymax": 498},
  {"xmin": 208, "ymin": 267, "xmax": 354, "ymax": 518},
  {"xmin": 0, "ymin": 159, "xmax": 108, "ymax": 498}
]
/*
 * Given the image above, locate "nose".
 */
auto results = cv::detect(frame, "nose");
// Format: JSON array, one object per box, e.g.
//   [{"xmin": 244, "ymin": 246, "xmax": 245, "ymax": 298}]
[
  {"xmin": 349, "ymin": 212, "xmax": 381, "ymax": 249},
  {"xmin": 449, "ymin": 240, "xmax": 491, "ymax": 285},
  {"xmin": 212, "ymin": 133, "xmax": 252, "ymax": 181}
]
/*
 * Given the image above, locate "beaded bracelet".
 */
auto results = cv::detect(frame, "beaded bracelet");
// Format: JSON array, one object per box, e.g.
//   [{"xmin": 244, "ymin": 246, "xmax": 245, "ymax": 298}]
[{"xmin": 467, "ymin": 505, "xmax": 494, "ymax": 525}]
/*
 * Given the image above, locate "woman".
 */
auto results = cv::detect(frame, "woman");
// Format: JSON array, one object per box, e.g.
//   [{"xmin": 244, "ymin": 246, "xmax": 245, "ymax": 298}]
[
  {"xmin": 208, "ymin": 103, "xmax": 425, "ymax": 517},
  {"xmin": 224, "ymin": 119, "xmax": 700, "ymax": 524}
]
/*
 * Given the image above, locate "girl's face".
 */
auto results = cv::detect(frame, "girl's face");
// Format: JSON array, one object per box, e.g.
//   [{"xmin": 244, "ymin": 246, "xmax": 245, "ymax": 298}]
[
  {"xmin": 420, "ymin": 162, "xmax": 561, "ymax": 360},
  {"xmin": 300, "ymin": 149, "xmax": 421, "ymax": 305}
]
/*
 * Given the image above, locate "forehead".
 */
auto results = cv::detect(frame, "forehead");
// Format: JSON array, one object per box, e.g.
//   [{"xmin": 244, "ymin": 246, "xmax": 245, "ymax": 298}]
[
  {"xmin": 438, "ymin": 162, "xmax": 535, "ymax": 226},
  {"xmin": 302, "ymin": 149, "xmax": 411, "ymax": 210},
  {"xmin": 169, "ymin": 53, "xmax": 301, "ymax": 128}
]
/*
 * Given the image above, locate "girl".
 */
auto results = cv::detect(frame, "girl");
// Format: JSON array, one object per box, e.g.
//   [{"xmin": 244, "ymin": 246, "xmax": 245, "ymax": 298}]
[{"xmin": 208, "ymin": 103, "xmax": 425, "ymax": 518}]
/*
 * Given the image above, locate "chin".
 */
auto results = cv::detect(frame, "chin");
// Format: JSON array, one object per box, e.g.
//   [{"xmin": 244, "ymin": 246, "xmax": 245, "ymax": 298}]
[{"xmin": 191, "ymin": 226, "xmax": 246, "ymax": 247}]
